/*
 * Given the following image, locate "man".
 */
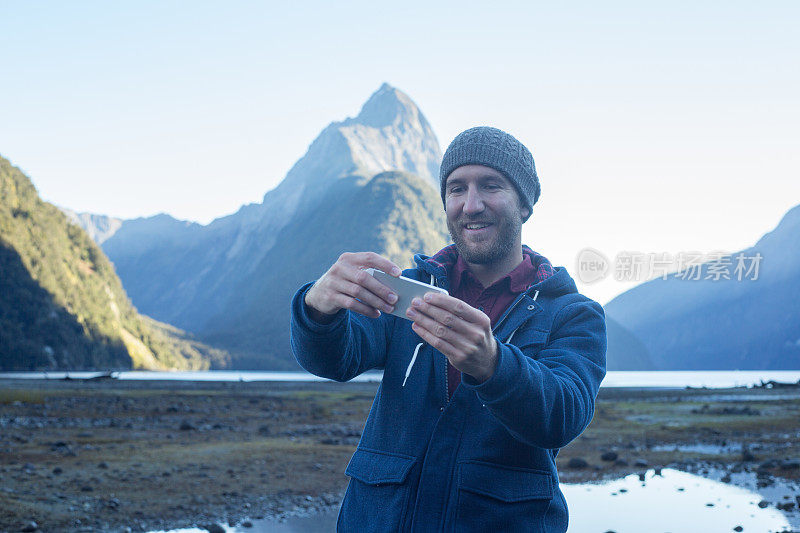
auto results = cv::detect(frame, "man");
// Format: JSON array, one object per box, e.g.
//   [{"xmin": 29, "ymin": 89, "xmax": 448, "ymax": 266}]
[{"xmin": 290, "ymin": 126, "xmax": 607, "ymax": 532}]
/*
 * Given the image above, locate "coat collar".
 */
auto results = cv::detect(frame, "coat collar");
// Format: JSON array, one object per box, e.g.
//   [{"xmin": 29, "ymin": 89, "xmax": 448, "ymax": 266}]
[{"xmin": 413, "ymin": 244, "xmax": 556, "ymax": 294}]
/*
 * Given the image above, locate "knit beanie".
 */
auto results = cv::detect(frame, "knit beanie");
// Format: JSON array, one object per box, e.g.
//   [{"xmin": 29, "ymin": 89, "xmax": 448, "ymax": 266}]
[{"xmin": 439, "ymin": 126, "xmax": 540, "ymax": 222}]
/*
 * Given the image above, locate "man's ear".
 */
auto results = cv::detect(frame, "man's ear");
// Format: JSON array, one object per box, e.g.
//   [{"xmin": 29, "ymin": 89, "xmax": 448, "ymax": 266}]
[{"xmin": 521, "ymin": 206, "xmax": 531, "ymax": 220}]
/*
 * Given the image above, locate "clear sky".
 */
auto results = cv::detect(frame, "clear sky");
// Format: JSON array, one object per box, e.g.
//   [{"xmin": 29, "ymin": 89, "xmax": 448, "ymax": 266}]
[{"xmin": 1, "ymin": 1, "xmax": 798, "ymax": 305}]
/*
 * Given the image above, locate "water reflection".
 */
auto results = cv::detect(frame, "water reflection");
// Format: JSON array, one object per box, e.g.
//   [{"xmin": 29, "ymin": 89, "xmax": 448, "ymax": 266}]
[
  {"xmin": 564, "ymin": 469, "xmax": 792, "ymax": 533},
  {"xmin": 152, "ymin": 468, "xmax": 794, "ymax": 533}
]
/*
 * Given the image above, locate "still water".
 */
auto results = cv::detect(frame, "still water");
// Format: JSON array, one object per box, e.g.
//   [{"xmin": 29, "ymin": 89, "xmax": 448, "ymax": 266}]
[
  {"xmin": 151, "ymin": 469, "xmax": 795, "ymax": 533},
  {"xmin": 2, "ymin": 370, "xmax": 800, "ymax": 388}
]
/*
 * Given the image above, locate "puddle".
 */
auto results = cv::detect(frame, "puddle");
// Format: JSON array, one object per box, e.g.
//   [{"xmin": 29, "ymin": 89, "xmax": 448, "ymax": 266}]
[
  {"xmin": 650, "ymin": 442, "xmax": 796, "ymax": 456},
  {"xmin": 688, "ymin": 394, "xmax": 800, "ymax": 402},
  {"xmin": 650, "ymin": 443, "xmax": 744, "ymax": 454},
  {"xmin": 564, "ymin": 469, "xmax": 794, "ymax": 533},
  {"xmin": 153, "ymin": 469, "xmax": 795, "ymax": 533}
]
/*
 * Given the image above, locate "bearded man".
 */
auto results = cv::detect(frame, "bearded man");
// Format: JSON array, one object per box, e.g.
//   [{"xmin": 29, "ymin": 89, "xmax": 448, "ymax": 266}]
[{"xmin": 290, "ymin": 126, "xmax": 607, "ymax": 532}]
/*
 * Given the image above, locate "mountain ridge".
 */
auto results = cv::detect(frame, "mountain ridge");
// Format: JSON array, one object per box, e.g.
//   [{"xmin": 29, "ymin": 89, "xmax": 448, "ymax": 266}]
[
  {"xmin": 605, "ymin": 203, "xmax": 800, "ymax": 370},
  {"xmin": 0, "ymin": 155, "xmax": 230, "ymax": 370}
]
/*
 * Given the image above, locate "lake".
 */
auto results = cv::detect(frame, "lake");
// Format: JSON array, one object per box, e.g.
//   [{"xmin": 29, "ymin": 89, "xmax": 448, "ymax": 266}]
[{"xmin": 2, "ymin": 370, "xmax": 800, "ymax": 388}]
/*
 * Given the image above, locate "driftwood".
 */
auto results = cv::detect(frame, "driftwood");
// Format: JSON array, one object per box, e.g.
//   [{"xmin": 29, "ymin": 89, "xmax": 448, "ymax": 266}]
[{"xmin": 756, "ymin": 379, "xmax": 800, "ymax": 389}]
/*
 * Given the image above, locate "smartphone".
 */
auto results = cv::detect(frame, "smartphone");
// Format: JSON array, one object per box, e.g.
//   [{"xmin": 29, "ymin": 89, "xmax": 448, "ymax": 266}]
[{"xmin": 365, "ymin": 269, "xmax": 449, "ymax": 320}]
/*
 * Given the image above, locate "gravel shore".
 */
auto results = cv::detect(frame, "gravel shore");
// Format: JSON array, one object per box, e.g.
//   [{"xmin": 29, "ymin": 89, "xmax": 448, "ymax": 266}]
[{"xmin": 1, "ymin": 378, "xmax": 798, "ymax": 532}]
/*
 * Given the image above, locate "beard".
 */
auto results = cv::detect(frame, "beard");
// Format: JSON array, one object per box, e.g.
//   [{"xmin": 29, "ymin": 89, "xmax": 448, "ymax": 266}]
[{"xmin": 447, "ymin": 211, "xmax": 523, "ymax": 266}]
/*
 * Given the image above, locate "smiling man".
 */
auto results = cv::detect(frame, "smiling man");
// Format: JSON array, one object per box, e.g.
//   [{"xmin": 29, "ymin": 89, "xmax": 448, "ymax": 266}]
[{"xmin": 290, "ymin": 126, "xmax": 607, "ymax": 532}]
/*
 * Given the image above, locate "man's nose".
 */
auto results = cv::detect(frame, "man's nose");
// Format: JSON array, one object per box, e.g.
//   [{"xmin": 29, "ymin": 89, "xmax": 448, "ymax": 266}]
[{"xmin": 463, "ymin": 186, "xmax": 485, "ymax": 215}]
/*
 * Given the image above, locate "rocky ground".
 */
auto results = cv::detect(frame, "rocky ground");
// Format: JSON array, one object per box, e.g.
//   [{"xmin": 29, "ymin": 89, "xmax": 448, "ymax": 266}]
[{"xmin": 1, "ymin": 378, "xmax": 798, "ymax": 532}]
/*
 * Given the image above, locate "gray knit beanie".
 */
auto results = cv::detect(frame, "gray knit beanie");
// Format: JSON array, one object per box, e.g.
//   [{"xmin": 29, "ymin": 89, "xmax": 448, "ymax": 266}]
[{"xmin": 439, "ymin": 126, "xmax": 540, "ymax": 222}]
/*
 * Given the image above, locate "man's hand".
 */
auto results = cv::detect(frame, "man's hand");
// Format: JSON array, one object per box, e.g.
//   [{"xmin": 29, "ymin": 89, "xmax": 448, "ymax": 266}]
[
  {"xmin": 406, "ymin": 292, "xmax": 498, "ymax": 383},
  {"xmin": 304, "ymin": 252, "xmax": 402, "ymax": 323}
]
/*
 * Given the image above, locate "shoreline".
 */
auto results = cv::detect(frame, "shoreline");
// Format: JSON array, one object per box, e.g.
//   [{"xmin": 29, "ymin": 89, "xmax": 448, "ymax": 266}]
[
  {"xmin": 2, "ymin": 369, "xmax": 799, "ymax": 390},
  {"xmin": 1, "ymin": 379, "xmax": 798, "ymax": 532}
]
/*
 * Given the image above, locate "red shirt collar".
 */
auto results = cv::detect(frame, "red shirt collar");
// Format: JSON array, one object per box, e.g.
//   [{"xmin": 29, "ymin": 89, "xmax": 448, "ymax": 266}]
[{"xmin": 450, "ymin": 253, "xmax": 538, "ymax": 294}]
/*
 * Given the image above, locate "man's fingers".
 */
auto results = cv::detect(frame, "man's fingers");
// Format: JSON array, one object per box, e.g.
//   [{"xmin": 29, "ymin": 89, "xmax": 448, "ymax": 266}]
[
  {"xmin": 335, "ymin": 293, "xmax": 381, "ymax": 319},
  {"xmin": 421, "ymin": 292, "xmax": 486, "ymax": 324},
  {"xmin": 341, "ymin": 252, "xmax": 402, "ymax": 277},
  {"xmin": 407, "ymin": 305, "xmax": 474, "ymax": 353},
  {"xmin": 407, "ymin": 296, "xmax": 471, "ymax": 335},
  {"xmin": 336, "ymin": 278, "xmax": 395, "ymax": 313},
  {"xmin": 347, "ymin": 268, "xmax": 399, "ymax": 307},
  {"xmin": 307, "ymin": 251, "xmax": 401, "ymax": 318},
  {"xmin": 411, "ymin": 321, "xmax": 458, "ymax": 359}
]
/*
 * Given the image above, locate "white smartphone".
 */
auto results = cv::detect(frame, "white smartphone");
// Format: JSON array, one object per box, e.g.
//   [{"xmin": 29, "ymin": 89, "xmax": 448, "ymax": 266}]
[{"xmin": 365, "ymin": 269, "xmax": 449, "ymax": 320}]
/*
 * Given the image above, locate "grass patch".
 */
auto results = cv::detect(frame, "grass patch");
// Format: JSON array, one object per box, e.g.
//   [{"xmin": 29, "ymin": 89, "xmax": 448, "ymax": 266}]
[{"xmin": 0, "ymin": 389, "xmax": 50, "ymax": 404}]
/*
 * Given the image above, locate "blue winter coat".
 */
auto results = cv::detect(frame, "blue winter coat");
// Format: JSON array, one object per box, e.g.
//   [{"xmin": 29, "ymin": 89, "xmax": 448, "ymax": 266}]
[{"xmin": 290, "ymin": 251, "xmax": 607, "ymax": 532}]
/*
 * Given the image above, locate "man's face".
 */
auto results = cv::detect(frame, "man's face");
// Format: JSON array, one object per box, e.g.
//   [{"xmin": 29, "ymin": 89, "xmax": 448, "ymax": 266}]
[{"xmin": 444, "ymin": 165, "xmax": 530, "ymax": 266}]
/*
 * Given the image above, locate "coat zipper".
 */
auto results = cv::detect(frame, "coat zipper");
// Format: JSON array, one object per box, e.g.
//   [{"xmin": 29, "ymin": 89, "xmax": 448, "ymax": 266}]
[
  {"xmin": 443, "ymin": 356, "xmax": 449, "ymax": 408},
  {"xmin": 430, "ymin": 273, "xmax": 449, "ymax": 409},
  {"xmin": 491, "ymin": 291, "xmax": 529, "ymax": 336},
  {"xmin": 429, "ymin": 273, "xmax": 538, "ymax": 407}
]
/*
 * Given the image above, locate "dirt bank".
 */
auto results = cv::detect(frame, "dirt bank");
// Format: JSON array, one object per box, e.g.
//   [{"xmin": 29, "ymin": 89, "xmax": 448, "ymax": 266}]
[{"xmin": 1, "ymin": 379, "xmax": 798, "ymax": 532}]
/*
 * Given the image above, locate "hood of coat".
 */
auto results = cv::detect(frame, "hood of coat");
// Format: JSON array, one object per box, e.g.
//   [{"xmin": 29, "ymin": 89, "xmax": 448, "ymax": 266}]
[{"xmin": 412, "ymin": 243, "xmax": 575, "ymax": 298}]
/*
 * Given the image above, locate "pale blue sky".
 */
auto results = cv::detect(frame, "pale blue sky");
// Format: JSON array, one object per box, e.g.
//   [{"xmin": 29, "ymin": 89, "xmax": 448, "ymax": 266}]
[{"xmin": 1, "ymin": 2, "xmax": 798, "ymax": 304}]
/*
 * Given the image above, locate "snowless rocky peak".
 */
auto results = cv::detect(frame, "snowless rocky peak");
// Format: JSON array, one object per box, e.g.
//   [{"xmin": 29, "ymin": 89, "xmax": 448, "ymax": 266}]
[
  {"xmin": 355, "ymin": 82, "xmax": 428, "ymax": 129},
  {"xmin": 340, "ymin": 83, "xmax": 442, "ymax": 188},
  {"xmin": 273, "ymin": 83, "xmax": 442, "ymax": 199}
]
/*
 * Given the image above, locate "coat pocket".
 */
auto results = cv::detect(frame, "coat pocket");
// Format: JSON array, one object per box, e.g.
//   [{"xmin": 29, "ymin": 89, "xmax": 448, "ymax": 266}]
[
  {"xmin": 339, "ymin": 447, "xmax": 416, "ymax": 533},
  {"xmin": 509, "ymin": 328, "xmax": 549, "ymax": 349},
  {"xmin": 454, "ymin": 461, "xmax": 554, "ymax": 533}
]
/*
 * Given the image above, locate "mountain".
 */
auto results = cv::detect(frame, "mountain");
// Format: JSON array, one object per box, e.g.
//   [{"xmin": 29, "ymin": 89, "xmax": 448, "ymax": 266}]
[
  {"xmin": 60, "ymin": 208, "xmax": 123, "ymax": 245},
  {"xmin": 605, "ymin": 317, "xmax": 656, "ymax": 370},
  {"xmin": 76, "ymin": 84, "xmax": 448, "ymax": 368},
  {"xmin": 605, "ymin": 204, "xmax": 800, "ymax": 370},
  {"xmin": 0, "ymin": 155, "xmax": 230, "ymax": 371},
  {"xmin": 200, "ymin": 170, "xmax": 450, "ymax": 367}
]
